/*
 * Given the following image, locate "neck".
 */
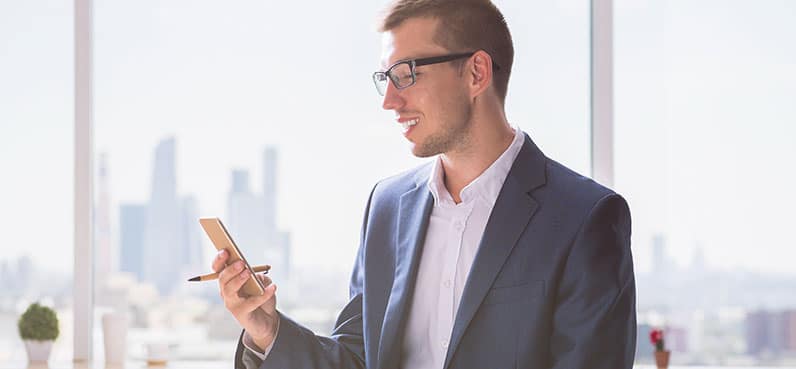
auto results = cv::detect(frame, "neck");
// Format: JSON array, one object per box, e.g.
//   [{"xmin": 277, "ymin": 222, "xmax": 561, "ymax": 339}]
[{"xmin": 440, "ymin": 108, "xmax": 514, "ymax": 204}]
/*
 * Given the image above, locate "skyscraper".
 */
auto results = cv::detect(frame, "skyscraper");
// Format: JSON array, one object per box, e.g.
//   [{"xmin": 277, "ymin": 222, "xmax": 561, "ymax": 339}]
[
  {"xmin": 225, "ymin": 146, "xmax": 292, "ymax": 283},
  {"xmin": 651, "ymin": 234, "xmax": 670, "ymax": 276},
  {"xmin": 746, "ymin": 310, "xmax": 790, "ymax": 356},
  {"xmin": 179, "ymin": 195, "xmax": 204, "ymax": 276},
  {"xmin": 119, "ymin": 204, "xmax": 147, "ymax": 282},
  {"xmin": 143, "ymin": 137, "xmax": 181, "ymax": 294},
  {"xmin": 227, "ymin": 169, "xmax": 267, "ymax": 263},
  {"xmin": 262, "ymin": 147, "xmax": 290, "ymax": 281},
  {"xmin": 262, "ymin": 147, "xmax": 277, "ymax": 236}
]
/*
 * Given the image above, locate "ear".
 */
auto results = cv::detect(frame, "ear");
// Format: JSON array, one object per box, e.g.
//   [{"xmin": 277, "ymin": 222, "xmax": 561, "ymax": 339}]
[{"xmin": 466, "ymin": 50, "xmax": 494, "ymax": 99}]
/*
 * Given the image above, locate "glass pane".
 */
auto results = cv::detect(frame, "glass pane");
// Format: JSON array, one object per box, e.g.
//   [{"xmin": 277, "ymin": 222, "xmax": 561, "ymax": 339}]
[
  {"xmin": 93, "ymin": 0, "xmax": 590, "ymax": 363},
  {"xmin": 495, "ymin": 0, "xmax": 591, "ymax": 174},
  {"xmin": 0, "ymin": 0, "xmax": 74, "ymax": 364},
  {"xmin": 615, "ymin": 0, "xmax": 796, "ymax": 366}
]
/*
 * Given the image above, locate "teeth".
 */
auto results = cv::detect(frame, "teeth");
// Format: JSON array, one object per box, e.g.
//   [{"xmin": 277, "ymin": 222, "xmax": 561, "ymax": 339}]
[{"xmin": 401, "ymin": 119, "xmax": 418, "ymax": 132}]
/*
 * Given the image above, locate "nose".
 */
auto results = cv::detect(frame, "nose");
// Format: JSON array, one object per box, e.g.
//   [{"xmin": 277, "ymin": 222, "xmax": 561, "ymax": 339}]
[{"xmin": 381, "ymin": 81, "xmax": 405, "ymax": 111}]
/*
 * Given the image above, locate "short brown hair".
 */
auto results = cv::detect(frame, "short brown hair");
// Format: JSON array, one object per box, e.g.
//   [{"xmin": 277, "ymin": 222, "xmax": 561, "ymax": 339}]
[{"xmin": 378, "ymin": 0, "xmax": 514, "ymax": 102}]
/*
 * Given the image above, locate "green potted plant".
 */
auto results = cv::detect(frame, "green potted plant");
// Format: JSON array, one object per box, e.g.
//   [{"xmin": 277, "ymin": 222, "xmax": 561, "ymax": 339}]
[{"xmin": 18, "ymin": 302, "xmax": 60, "ymax": 363}]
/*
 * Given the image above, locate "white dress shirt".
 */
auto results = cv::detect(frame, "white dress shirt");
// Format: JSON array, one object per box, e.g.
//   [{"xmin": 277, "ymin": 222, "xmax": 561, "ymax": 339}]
[
  {"xmin": 400, "ymin": 126, "xmax": 524, "ymax": 369},
  {"xmin": 245, "ymin": 126, "xmax": 525, "ymax": 368}
]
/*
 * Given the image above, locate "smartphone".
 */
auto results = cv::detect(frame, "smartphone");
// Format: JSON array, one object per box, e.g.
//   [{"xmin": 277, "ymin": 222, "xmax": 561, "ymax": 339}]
[{"xmin": 199, "ymin": 217, "xmax": 265, "ymax": 296}]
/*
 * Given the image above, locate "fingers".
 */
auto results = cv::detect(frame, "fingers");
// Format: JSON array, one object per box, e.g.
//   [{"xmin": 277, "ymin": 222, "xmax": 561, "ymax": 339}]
[
  {"xmin": 212, "ymin": 249, "xmax": 228, "ymax": 273},
  {"xmin": 214, "ymin": 253, "xmax": 277, "ymax": 317},
  {"xmin": 239, "ymin": 277, "xmax": 277, "ymax": 313},
  {"xmin": 219, "ymin": 260, "xmax": 247, "ymax": 305},
  {"xmin": 258, "ymin": 274, "xmax": 273, "ymax": 288}
]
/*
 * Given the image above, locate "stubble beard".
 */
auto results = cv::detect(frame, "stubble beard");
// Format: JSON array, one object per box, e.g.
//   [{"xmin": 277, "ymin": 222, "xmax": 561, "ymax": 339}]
[{"xmin": 413, "ymin": 100, "xmax": 473, "ymax": 158}]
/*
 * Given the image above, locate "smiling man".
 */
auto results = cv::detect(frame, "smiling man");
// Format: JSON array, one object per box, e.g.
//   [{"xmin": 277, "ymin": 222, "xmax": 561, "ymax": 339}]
[{"xmin": 216, "ymin": 1, "xmax": 637, "ymax": 368}]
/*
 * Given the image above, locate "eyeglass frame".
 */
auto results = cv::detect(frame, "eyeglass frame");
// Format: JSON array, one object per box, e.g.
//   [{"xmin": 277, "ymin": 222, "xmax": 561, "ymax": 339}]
[{"xmin": 372, "ymin": 51, "xmax": 501, "ymax": 95}]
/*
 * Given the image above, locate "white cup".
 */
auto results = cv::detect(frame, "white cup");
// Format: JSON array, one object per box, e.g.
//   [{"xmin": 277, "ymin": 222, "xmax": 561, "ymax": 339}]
[
  {"xmin": 146, "ymin": 343, "xmax": 170, "ymax": 366},
  {"xmin": 101, "ymin": 312, "xmax": 128, "ymax": 364}
]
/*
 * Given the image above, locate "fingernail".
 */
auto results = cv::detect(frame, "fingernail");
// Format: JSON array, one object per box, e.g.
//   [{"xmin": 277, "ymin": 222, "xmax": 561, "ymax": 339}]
[{"xmin": 234, "ymin": 262, "xmax": 244, "ymax": 271}]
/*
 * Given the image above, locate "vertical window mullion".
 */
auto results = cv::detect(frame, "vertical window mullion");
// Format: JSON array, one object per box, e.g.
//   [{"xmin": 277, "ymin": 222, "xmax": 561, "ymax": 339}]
[
  {"xmin": 591, "ymin": 0, "xmax": 614, "ymax": 187},
  {"xmin": 74, "ymin": 0, "xmax": 94, "ymax": 362}
]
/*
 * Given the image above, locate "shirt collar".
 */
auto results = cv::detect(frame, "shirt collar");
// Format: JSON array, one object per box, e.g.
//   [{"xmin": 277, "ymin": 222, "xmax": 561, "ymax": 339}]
[{"xmin": 427, "ymin": 124, "xmax": 524, "ymax": 207}]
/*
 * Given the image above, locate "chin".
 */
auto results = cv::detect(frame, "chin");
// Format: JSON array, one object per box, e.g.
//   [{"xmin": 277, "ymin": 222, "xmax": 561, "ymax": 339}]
[{"xmin": 409, "ymin": 143, "xmax": 439, "ymax": 158}]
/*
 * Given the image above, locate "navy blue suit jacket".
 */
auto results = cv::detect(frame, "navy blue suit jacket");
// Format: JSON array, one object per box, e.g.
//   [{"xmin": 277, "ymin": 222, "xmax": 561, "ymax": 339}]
[{"xmin": 236, "ymin": 134, "xmax": 636, "ymax": 368}]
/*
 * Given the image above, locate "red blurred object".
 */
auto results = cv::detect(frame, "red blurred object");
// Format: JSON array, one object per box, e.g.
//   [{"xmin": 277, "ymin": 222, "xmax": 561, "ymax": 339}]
[
  {"xmin": 650, "ymin": 328, "xmax": 666, "ymax": 352},
  {"xmin": 649, "ymin": 329, "xmax": 663, "ymax": 345}
]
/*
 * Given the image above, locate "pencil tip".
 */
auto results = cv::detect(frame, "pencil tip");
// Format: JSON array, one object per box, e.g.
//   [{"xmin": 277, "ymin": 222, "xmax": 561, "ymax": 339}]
[{"xmin": 188, "ymin": 276, "xmax": 200, "ymax": 282}]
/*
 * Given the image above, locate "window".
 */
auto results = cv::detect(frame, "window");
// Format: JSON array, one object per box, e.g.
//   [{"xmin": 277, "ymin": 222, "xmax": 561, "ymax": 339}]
[
  {"xmin": 496, "ymin": 0, "xmax": 591, "ymax": 174},
  {"xmin": 0, "ymin": 0, "xmax": 74, "ymax": 362},
  {"xmin": 616, "ymin": 0, "xmax": 796, "ymax": 365}
]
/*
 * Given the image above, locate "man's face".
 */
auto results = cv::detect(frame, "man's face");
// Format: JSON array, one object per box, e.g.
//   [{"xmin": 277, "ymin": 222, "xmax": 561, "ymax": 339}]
[{"xmin": 380, "ymin": 17, "xmax": 473, "ymax": 158}]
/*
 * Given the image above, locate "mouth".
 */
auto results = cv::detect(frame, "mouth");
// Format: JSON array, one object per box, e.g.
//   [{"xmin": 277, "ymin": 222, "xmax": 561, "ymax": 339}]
[{"xmin": 398, "ymin": 118, "xmax": 418, "ymax": 134}]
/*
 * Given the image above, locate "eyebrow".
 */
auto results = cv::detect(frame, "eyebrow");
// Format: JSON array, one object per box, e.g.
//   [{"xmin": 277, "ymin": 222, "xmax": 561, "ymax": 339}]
[{"xmin": 381, "ymin": 51, "xmax": 446, "ymax": 70}]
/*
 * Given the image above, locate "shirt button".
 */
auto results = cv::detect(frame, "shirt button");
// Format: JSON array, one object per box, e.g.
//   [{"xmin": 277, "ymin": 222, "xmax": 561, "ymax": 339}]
[
  {"xmin": 442, "ymin": 340, "xmax": 449, "ymax": 348},
  {"xmin": 454, "ymin": 221, "xmax": 463, "ymax": 230},
  {"xmin": 443, "ymin": 280, "xmax": 452, "ymax": 288}
]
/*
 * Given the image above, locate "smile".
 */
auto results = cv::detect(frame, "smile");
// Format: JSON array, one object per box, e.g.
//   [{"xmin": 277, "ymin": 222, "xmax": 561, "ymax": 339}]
[{"xmin": 401, "ymin": 119, "xmax": 418, "ymax": 132}]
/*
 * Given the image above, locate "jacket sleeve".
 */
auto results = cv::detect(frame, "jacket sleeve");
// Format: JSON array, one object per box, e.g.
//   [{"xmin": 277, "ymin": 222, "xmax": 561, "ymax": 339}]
[
  {"xmin": 233, "ymin": 186, "xmax": 377, "ymax": 369},
  {"xmin": 549, "ymin": 193, "xmax": 637, "ymax": 369}
]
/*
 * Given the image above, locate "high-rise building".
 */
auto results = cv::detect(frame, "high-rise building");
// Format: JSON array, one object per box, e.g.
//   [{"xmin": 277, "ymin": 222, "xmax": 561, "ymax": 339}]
[
  {"xmin": 262, "ymin": 147, "xmax": 290, "ymax": 281},
  {"xmin": 227, "ymin": 169, "xmax": 268, "ymax": 263},
  {"xmin": 0, "ymin": 260, "xmax": 10, "ymax": 291},
  {"xmin": 785, "ymin": 310, "xmax": 796, "ymax": 352},
  {"xmin": 746, "ymin": 309, "xmax": 791, "ymax": 355},
  {"xmin": 651, "ymin": 234, "xmax": 670, "ymax": 276},
  {"xmin": 746, "ymin": 310, "xmax": 770, "ymax": 355},
  {"xmin": 225, "ymin": 146, "xmax": 292, "ymax": 283},
  {"xmin": 262, "ymin": 147, "xmax": 277, "ymax": 235},
  {"xmin": 119, "ymin": 204, "xmax": 147, "ymax": 282},
  {"xmin": 179, "ymin": 195, "xmax": 204, "ymax": 276},
  {"xmin": 143, "ymin": 137, "xmax": 181, "ymax": 294},
  {"xmin": 16, "ymin": 255, "xmax": 34, "ymax": 293},
  {"xmin": 690, "ymin": 243, "xmax": 706, "ymax": 274}
]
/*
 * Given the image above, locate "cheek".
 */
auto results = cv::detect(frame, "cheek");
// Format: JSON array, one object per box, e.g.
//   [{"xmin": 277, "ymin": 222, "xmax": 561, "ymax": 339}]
[{"xmin": 412, "ymin": 85, "xmax": 431, "ymax": 108}]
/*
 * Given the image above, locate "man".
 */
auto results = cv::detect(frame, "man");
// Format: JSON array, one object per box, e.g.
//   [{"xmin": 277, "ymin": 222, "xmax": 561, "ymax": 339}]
[{"xmin": 214, "ymin": 0, "xmax": 636, "ymax": 368}]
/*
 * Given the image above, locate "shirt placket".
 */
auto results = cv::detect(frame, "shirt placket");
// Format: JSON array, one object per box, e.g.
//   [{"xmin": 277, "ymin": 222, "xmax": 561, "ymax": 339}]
[{"xmin": 435, "ymin": 204, "xmax": 472, "ymax": 356}]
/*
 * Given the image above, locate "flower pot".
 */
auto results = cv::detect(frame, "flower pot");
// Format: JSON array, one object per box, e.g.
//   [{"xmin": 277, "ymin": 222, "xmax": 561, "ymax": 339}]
[
  {"xmin": 24, "ymin": 340, "xmax": 53, "ymax": 363},
  {"xmin": 654, "ymin": 350, "xmax": 671, "ymax": 369}
]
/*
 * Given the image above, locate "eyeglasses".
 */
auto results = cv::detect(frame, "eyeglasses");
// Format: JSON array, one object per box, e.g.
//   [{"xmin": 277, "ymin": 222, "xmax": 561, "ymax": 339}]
[{"xmin": 373, "ymin": 52, "xmax": 499, "ymax": 96}]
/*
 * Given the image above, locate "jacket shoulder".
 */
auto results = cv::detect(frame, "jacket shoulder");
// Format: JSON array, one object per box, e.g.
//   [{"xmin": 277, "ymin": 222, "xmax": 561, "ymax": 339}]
[
  {"xmin": 542, "ymin": 158, "xmax": 625, "ymax": 211},
  {"xmin": 371, "ymin": 162, "xmax": 433, "ymax": 201}
]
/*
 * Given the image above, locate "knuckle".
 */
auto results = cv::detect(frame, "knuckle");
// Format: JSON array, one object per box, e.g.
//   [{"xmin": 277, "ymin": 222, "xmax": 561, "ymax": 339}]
[{"xmin": 219, "ymin": 269, "xmax": 233, "ymax": 283}]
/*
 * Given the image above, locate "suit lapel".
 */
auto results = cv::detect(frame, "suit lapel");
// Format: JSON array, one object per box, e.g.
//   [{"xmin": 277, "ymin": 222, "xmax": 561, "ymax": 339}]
[
  {"xmin": 443, "ymin": 135, "xmax": 547, "ymax": 369},
  {"xmin": 377, "ymin": 183, "xmax": 433, "ymax": 369}
]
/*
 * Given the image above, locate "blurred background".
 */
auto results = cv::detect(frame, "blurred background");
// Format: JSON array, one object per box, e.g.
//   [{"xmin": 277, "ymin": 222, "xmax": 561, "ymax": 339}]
[{"xmin": 1, "ymin": 0, "xmax": 794, "ymax": 366}]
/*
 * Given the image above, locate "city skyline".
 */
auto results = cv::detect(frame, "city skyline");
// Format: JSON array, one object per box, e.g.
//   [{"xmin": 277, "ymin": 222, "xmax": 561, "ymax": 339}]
[{"xmin": 105, "ymin": 137, "xmax": 294, "ymax": 294}]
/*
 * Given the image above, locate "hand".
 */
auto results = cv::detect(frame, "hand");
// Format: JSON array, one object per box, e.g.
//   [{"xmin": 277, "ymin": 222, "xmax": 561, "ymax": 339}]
[{"xmin": 213, "ymin": 249, "xmax": 279, "ymax": 351}]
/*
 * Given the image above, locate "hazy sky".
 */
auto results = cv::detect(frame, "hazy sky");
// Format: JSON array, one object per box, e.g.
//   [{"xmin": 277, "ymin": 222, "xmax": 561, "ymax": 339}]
[{"xmin": 1, "ymin": 0, "xmax": 794, "ymax": 279}]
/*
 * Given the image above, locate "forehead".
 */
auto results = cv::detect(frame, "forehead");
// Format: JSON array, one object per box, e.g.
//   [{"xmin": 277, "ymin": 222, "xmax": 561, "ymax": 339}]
[{"xmin": 380, "ymin": 17, "xmax": 449, "ymax": 68}]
